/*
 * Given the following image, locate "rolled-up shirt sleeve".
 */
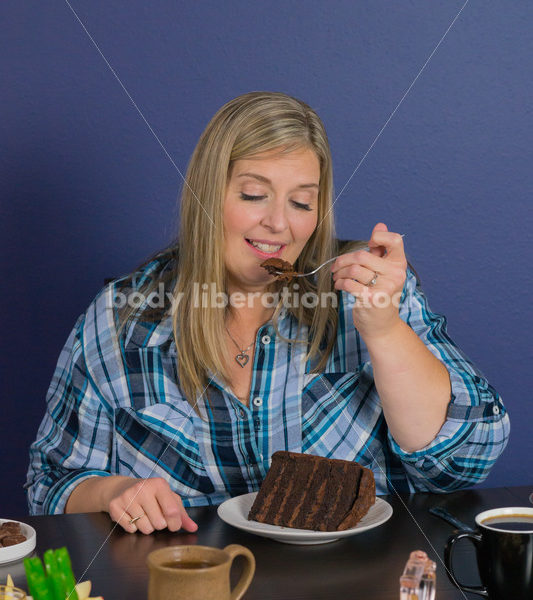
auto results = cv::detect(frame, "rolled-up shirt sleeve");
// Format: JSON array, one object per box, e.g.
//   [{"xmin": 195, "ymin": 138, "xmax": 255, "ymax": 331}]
[
  {"xmin": 25, "ymin": 313, "xmax": 113, "ymax": 514},
  {"xmin": 387, "ymin": 268, "xmax": 510, "ymax": 492}
]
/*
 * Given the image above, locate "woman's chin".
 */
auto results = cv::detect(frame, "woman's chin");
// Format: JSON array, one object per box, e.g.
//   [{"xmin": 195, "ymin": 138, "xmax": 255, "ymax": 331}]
[{"xmin": 227, "ymin": 270, "xmax": 270, "ymax": 293}]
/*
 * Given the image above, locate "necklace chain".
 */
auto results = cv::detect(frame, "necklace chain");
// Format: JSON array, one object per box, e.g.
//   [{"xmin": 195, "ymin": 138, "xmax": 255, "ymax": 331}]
[
  {"xmin": 225, "ymin": 327, "xmax": 255, "ymax": 353},
  {"xmin": 225, "ymin": 326, "xmax": 255, "ymax": 368}
]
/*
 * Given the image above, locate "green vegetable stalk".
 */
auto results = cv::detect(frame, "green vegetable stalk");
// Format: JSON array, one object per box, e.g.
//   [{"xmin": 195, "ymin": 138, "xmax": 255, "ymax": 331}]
[{"xmin": 24, "ymin": 548, "xmax": 79, "ymax": 600}]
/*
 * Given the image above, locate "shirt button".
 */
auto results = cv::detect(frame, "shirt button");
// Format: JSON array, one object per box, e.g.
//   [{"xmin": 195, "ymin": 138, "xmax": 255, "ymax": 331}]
[
  {"xmin": 492, "ymin": 405, "xmax": 500, "ymax": 415},
  {"xmin": 239, "ymin": 408, "xmax": 246, "ymax": 418},
  {"xmin": 253, "ymin": 397, "xmax": 263, "ymax": 407},
  {"xmin": 261, "ymin": 335, "xmax": 271, "ymax": 345}
]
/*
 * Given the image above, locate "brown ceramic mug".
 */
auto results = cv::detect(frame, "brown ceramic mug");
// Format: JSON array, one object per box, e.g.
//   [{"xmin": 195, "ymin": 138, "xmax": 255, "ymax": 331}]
[{"xmin": 147, "ymin": 544, "xmax": 255, "ymax": 600}]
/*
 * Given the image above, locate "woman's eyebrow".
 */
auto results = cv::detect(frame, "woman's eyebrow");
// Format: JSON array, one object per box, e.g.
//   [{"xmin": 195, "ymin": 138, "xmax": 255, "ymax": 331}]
[{"xmin": 236, "ymin": 172, "xmax": 319, "ymax": 189}]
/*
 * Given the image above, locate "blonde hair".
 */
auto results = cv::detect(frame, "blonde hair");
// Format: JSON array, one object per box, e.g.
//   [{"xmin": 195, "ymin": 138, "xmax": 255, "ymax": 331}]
[
  {"xmin": 173, "ymin": 91, "xmax": 338, "ymax": 413},
  {"xmin": 118, "ymin": 92, "xmax": 339, "ymax": 414}
]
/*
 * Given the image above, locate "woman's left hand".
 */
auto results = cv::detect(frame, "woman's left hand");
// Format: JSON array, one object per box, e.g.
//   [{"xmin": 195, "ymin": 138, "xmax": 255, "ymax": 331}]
[{"xmin": 331, "ymin": 223, "xmax": 407, "ymax": 341}]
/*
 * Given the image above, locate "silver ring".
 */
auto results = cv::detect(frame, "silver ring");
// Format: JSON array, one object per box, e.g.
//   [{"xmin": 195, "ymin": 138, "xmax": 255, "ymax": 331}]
[
  {"xmin": 367, "ymin": 273, "xmax": 378, "ymax": 287},
  {"xmin": 129, "ymin": 514, "xmax": 144, "ymax": 525}
]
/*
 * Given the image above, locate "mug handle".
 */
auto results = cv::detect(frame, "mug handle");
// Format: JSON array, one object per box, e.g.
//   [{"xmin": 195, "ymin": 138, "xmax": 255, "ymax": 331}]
[
  {"xmin": 444, "ymin": 530, "xmax": 488, "ymax": 597},
  {"xmin": 224, "ymin": 544, "xmax": 256, "ymax": 600}
]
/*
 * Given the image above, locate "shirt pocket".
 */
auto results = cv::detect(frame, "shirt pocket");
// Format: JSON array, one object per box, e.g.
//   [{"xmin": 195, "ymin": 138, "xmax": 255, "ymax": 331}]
[
  {"xmin": 113, "ymin": 402, "xmax": 215, "ymax": 496},
  {"xmin": 301, "ymin": 371, "xmax": 360, "ymax": 425}
]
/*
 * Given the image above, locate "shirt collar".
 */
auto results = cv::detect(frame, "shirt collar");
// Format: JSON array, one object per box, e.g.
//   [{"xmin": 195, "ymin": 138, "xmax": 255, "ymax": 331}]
[{"xmin": 123, "ymin": 306, "xmax": 293, "ymax": 350}]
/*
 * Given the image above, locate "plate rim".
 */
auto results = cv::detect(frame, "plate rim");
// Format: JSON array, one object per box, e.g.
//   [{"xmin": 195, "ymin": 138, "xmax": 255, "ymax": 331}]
[
  {"xmin": 217, "ymin": 492, "xmax": 393, "ymax": 539},
  {"xmin": 0, "ymin": 518, "xmax": 37, "ymax": 565}
]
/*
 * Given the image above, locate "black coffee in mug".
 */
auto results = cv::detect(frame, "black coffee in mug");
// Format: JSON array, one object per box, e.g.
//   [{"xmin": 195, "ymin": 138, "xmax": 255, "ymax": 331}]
[
  {"xmin": 161, "ymin": 561, "xmax": 217, "ymax": 569},
  {"xmin": 445, "ymin": 507, "xmax": 533, "ymax": 600},
  {"xmin": 482, "ymin": 515, "xmax": 533, "ymax": 532}
]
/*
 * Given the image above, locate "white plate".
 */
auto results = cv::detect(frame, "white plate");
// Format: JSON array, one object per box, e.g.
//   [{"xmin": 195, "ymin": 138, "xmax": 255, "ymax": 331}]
[
  {"xmin": 217, "ymin": 492, "xmax": 393, "ymax": 545},
  {"xmin": 0, "ymin": 519, "xmax": 37, "ymax": 564}
]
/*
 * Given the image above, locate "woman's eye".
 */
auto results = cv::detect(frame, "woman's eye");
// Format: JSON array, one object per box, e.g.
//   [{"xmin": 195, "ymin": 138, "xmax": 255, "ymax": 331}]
[
  {"xmin": 239, "ymin": 192, "xmax": 312, "ymax": 211},
  {"xmin": 240, "ymin": 193, "xmax": 266, "ymax": 201},
  {"xmin": 291, "ymin": 200, "xmax": 312, "ymax": 211}
]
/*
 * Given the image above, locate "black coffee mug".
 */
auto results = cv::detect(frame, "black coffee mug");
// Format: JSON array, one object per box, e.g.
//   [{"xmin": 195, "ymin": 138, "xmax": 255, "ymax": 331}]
[{"xmin": 444, "ymin": 506, "xmax": 533, "ymax": 599}]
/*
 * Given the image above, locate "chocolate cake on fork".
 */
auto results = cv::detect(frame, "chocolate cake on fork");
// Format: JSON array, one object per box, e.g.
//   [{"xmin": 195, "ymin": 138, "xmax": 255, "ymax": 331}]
[
  {"xmin": 260, "ymin": 258, "xmax": 300, "ymax": 281},
  {"xmin": 248, "ymin": 451, "xmax": 376, "ymax": 532}
]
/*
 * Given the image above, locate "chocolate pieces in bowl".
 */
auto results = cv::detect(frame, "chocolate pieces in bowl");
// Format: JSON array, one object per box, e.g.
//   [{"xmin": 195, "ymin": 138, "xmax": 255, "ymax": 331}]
[{"xmin": 0, "ymin": 522, "xmax": 27, "ymax": 548}]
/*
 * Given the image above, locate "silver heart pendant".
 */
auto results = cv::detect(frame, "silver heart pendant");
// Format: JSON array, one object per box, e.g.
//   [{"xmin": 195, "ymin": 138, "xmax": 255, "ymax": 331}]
[{"xmin": 235, "ymin": 353, "xmax": 249, "ymax": 368}]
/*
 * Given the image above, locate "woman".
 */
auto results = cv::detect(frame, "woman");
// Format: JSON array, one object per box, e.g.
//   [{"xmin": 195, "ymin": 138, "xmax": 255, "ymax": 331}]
[{"xmin": 26, "ymin": 91, "xmax": 510, "ymax": 535}]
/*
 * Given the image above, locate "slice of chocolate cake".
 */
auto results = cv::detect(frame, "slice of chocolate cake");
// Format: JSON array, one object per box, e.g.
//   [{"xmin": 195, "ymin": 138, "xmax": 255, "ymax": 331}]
[
  {"xmin": 260, "ymin": 258, "xmax": 300, "ymax": 281},
  {"xmin": 248, "ymin": 451, "xmax": 375, "ymax": 531}
]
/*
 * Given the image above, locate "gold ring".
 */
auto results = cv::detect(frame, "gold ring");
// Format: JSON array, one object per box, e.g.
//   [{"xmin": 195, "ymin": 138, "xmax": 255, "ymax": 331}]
[
  {"xmin": 367, "ymin": 273, "xmax": 378, "ymax": 287},
  {"xmin": 129, "ymin": 514, "xmax": 144, "ymax": 525}
]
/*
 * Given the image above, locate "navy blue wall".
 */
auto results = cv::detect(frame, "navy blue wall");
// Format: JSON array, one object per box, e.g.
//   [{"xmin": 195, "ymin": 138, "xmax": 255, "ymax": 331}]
[{"xmin": 2, "ymin": 1, "xmax": 532, "ymax": 516}]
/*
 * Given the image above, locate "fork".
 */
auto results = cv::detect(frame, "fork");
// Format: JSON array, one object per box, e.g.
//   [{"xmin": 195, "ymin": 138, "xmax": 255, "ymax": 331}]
[
  {"xmin": 280, "ymin": 234, "xmax": 405, "ymax": 278},
  {"xmin": 288, "ymin": 251, "xmax": 367, "ymax": 278}
]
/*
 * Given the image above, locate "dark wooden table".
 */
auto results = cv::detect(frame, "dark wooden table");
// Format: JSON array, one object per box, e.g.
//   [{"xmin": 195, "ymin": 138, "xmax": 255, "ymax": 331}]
[{"xmin": 2, "ymin": 486, "xmax": 531, "ymax": 599}]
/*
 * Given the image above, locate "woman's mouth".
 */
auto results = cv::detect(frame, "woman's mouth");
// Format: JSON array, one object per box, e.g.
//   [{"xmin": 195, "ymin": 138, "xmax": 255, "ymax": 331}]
[{"xmin": 245, "ymin": 238, "xmax": 286, "ymax": 258}]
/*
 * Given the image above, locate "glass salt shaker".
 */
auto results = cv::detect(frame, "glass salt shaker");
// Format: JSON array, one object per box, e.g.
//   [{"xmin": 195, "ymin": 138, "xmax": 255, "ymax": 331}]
[{"xmin": 400, "ymin": 550, "xmax": 436, "ymax": 600}]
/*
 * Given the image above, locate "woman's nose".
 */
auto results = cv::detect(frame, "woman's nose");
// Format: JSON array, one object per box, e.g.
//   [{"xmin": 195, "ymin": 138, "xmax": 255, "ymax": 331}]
[{"xmin": 261, "ymin": 200, "xmax": 288, "ymax": 232}]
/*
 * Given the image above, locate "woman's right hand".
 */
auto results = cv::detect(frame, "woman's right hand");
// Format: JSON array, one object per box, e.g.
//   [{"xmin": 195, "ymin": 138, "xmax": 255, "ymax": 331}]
[{"xmin": 105, "ymin": 476, "xmax": 198, "ymax": 535}]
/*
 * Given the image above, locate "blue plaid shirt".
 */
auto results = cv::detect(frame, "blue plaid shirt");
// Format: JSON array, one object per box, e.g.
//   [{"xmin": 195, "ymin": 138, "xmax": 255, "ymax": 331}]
[{"xmin": 26, "ymin": 255, "xmax": 510, "ymax": 514}]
